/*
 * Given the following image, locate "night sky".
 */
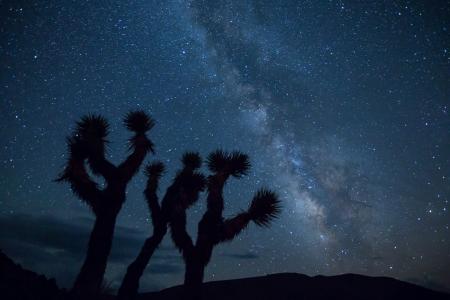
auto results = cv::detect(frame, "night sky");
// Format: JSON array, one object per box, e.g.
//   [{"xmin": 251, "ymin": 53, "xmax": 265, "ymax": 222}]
[{"xmin": 1, "ymin": 0, "xmax": 449, "ymax": 293}]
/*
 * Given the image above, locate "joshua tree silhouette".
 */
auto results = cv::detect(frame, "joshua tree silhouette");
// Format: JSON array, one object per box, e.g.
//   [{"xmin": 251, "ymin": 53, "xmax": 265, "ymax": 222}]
[
  {"xmin": 118, "ymin": 153, "xmax": 206, "ymax": 300},
  {"xmin": 169, "ymin": 150, "xmax": 281, "ymax": 298},
  {"xmin": 57, "ymin": 111, "xmax": 154, "ymax": 297}
]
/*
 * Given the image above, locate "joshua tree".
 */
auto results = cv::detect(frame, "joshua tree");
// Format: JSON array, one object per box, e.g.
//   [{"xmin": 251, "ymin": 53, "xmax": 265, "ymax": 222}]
[
  {"xmin": 118, "ymin": 153, "xmax": 206, "ymax": 300},
  {"xmin": 57, "ymin": 111, "xmax": 155, "ymax": 297},
  {"xmin": 170, "ymin": 150, "xmax": 281, "ymax": 298}
]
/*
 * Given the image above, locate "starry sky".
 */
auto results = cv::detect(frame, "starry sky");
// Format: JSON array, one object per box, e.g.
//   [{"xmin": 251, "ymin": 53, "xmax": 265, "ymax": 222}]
[{"xmin": 1, "ymin": 0, "xmax": 449, "ymax": 293}]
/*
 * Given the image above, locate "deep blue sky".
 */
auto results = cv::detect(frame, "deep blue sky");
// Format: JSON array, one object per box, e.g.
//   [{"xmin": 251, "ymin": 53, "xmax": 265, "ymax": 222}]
[{"xmin": 1, "ymin": 0, "xmax": 449, "ymax": 293}]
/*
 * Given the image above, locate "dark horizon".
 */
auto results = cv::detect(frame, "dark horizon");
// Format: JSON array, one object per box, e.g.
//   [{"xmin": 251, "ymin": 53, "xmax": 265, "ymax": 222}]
[{"xmin": 1, "ymin": 0, "xmax": 449, "ymax": 294}]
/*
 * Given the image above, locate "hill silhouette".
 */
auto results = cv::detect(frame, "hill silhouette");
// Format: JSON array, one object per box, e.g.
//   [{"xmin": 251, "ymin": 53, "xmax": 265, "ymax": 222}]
[
  {"xmin": 1, "ymin": 250, "xmax": 448, "ymax": 300},
  {"xmin": 140, "ymin": 272, "xmax": 449, "ymax": 300},
  {"xmin": 0, "ymin": 250, "xmax": 61, "ymax": 300}
]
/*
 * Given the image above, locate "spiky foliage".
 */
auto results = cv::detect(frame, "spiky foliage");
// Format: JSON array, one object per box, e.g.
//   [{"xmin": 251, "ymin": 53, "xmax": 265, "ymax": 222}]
[
  {"xmin": 182, "ymin": 152, "xmax": 202, "ymax": 170},
  {"xmin": 248, "ymin": 189, "xmax": 281, "ymax": 227},
  {"xmin": 74, "ymin": 115, "xmax": 110, "ymax": 168},
  {"xmin": 145, "ymin": 161, "xmax": 165, "ymax": 180},
  {"xmin": 228, "ymin": 151, "xmax": 251, "ymax": 177},
  {"xmin": 76, "ymin": 115, "xmax": 110, "ymax": 141},
  {"xmin": 207, "ymin": 150, "xmax": 250, "ymax": 177},
  {"xmin": 124, "ymin": 110, "xmax": 155, "ymax": 133},
  {"xmin": 206, "ymin": 150, "xmax": 228, "ymax": 174},
  {"xmin": 124, "ymin": 111, "xmax": 155, "ymax": 154},
  {"xmin": 128, "ymin": 133, "xmax": 155, "ymax": 154}
]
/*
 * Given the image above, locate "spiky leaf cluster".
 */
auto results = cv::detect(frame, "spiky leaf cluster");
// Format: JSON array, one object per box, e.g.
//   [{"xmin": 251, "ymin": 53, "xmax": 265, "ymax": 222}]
[
  {"xmin": 76, "ymin": 115, "xmax": 110, "ymax": 141},
  {"xmin": 145, "ymin": 161, "xmax": 165, "ymax": 179},
  {"xmin": 128, "ymin": 135, "xmax": 154, "ymax": 154},
  {"xmin": 248, "ymin": 189, "xmax": 281, "ymax": 227},
  {"xmin": 124, "ymin": 110, "xmax": 155, "ymax": 133},
  {"xmin": 207, "ymin": 150, "xmax": 250, "ymax": 177},
  {"xmin": 182, "ymin": 152, "xmax": 202, "ymax": 170}
]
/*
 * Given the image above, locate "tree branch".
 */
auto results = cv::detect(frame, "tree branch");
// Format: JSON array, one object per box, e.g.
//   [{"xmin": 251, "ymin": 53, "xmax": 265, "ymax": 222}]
[
  {"xmin": 169, "ymin": 206, "xmax": 194, "ymax": 261},
  {"xmin": 118, "ymin": 134, "xmax": 153, "ymax": 183},
  {"xmin": 87, "ymin": 153, "xmax": 117, "ymax": 182},
  {"xmin": 205, "ymin": 174, "xmax": 228, "ymax": 218},
  {"xmin": 218, "ymin": 212, "xmax": 251, "ymax": 243},
  {"xmin": 144, "ymin": 162, "xmax": 165, "ymax": 227},
  {"xmin": 56, "ymin": 139, "xmax": 101, "ymax": 212}
]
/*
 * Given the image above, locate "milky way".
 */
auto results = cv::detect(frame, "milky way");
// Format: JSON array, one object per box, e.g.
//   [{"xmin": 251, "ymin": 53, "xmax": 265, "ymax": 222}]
[{"xmin": 1, "ymin": 0, "xmax": 449, "ymax": 293}]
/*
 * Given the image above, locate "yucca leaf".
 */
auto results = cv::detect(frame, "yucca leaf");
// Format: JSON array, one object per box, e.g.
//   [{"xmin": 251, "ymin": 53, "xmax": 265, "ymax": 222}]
[
  {"xmin": 207, "ymin": 150, "xmax": 250, "ymax": 177},
  {"xmin": 207, "ymin": 150, "xmax": 228, "ymax": 173},
  {"xmin": 144, "ymin": 161, "xmax": 165, "ymax": 179},
  {"xmin": 76, "ymin": 114, "xmax": 109, "ymax": 140},
  {"xmin": 228, "ymin": 151, "xmax": 251, "ymax": 177},
  {"xmin": 124, "ymin": 110, "xmax": 154, "ymax": 133},
  {"xmin": 248, "ymin": 189, "xmax": 281, "ymax": 227},
  {"xmin": 182, "ymin": 152, "xmax": 202, "ymax": 170},
  {"xmin": 128, "ymin": 135, "xmax": 155, "ymax": 153}
]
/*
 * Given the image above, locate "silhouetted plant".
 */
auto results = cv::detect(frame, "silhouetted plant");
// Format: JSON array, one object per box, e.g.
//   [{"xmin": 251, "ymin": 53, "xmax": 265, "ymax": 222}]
[
  {"xmin": 56, "ymin": 111, "xmax": 154, "ymax": 297},
  {"xmin": 118, "ymin": 153, "xmax": 206, "ymax": 300},
  {"xmin": 169, "ymin": 150, "xmax": 281, "ymax": 298}
]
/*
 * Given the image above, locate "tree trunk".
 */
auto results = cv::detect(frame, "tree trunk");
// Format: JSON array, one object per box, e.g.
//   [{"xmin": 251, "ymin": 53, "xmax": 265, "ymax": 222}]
[
  {"xmin": 118, "ymin": 227, "xmax": 167, "ymax": 300},
  {"xmin": 184, "ymin": 256, "xmax": 205, "ymax": 300},
  {"xmin": 72, "ymin": 213, "xmax": 117, "ymax": 297}
]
